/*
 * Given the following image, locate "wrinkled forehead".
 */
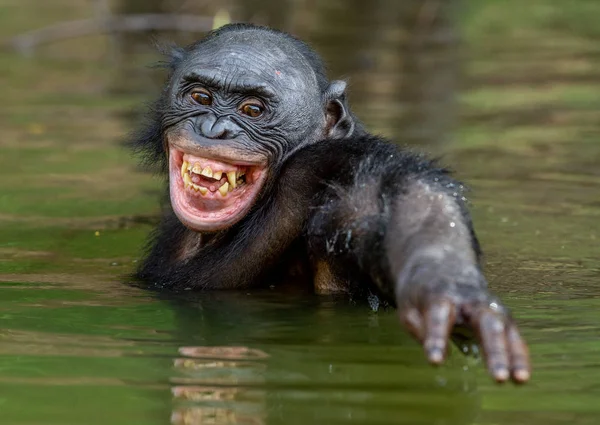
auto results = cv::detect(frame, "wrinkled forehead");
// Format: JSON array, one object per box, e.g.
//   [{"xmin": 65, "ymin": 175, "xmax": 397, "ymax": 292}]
[{"xmin": 179, "ymin": 32, "xmax": 319, "ymax": 93}]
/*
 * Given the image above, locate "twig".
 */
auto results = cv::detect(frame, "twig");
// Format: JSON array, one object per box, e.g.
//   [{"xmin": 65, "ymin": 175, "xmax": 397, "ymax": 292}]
[{"xmin": 8, "ymin": 14, "xmax": 214, "ymax": 56}]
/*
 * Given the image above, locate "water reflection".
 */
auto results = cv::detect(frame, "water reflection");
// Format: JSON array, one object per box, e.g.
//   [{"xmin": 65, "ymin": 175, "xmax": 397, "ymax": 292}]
[
  {"xmin": 165, "ymin": 292, "xmax": 480, "ymax": 425},
  {"xmin": 172, "ymin": 346, "xmax": 268, "ymax": 425}
]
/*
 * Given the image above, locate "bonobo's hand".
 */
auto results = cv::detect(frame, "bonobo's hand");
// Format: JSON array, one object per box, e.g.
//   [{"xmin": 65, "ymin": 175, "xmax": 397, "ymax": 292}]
[{"xmin": 396, "ymin": 259, "xmax": 531, "ymax": 384}]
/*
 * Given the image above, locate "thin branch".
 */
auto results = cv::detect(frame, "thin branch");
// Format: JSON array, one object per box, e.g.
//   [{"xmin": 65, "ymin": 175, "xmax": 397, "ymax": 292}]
[{"xmin": 8, "ymin": 14, "xmax": 215, "ymax": 56}]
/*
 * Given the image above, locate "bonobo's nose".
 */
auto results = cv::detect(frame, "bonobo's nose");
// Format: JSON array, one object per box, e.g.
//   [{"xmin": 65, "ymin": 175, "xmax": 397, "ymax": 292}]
[{"xmin": 198, "ymin": 114, "xmax": 241, "ymax": 140}]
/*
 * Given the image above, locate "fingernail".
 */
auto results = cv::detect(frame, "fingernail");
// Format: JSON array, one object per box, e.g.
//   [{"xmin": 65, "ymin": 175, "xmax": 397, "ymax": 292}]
[
  {"xmin": 428, "ymin": 349, "xmax": 444, "ymax": 364},
  {"xmin": 513, "ymin": 369, "xmax": 530, "ymax": 383},
  {"xmin": 494, "ymin": 368, "xmax": 509, "ymax": 382}
]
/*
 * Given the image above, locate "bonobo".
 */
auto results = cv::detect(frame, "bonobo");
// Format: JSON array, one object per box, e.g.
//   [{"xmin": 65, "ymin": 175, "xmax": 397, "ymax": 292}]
[{"xmin": 132, "ymin": 23, "xmax": 530, "ymax": 383}]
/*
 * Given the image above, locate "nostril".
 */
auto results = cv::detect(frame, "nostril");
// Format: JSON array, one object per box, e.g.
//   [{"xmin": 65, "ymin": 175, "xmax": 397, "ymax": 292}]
[
  {"xmin": 214, "ymin": 128, "xmax": 231, "ymax": 139},
  {"xmin": 198, "ymin": 116, "xmax": 218, "ymax": 139},
  {"xmin": 203, "ymin": 117, "xmax": 240, "ymax": 140},
  {"xmin": 206, "ymin": 126, "xmax": 227, "ymax": 139}
]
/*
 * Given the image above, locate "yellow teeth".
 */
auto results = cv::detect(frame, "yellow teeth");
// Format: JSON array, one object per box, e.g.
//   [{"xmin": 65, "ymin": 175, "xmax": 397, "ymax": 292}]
[
  {"xmin": 200, "ymin": 166, "xmax": 213, "ymax": 178},
  {"xmin": 182, "ymin": 168, "xmax": 207, "ymax": 195},
  {"xmin": 181, "ymin": 161, "xmax": 189, "ymax": 177},
  {"xmin": 218, "ymin": 182, "xmax": 229, "ymax": 196},
  {"xmin": 227, "ymin": 171, "xmax": 237, "ymax": 189},
  {"xmin": 181, "ymin": 158, "xmax": 246, "ymax": 195},
  {"xmin": 188, "ymin": 164, "xmax": 223, "ymax": 181}
]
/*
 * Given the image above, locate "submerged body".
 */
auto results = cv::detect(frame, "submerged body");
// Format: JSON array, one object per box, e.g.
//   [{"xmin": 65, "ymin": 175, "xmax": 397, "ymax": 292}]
[{"xmin": 133, "ymin": 23, "xmax": 530, "ymax": 384}]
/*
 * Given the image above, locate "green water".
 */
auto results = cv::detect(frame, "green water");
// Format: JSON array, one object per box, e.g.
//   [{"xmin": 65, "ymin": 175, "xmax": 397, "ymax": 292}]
[{"xmin": 1, "ymin": 1, "xmax": 599, "ymax": 424}]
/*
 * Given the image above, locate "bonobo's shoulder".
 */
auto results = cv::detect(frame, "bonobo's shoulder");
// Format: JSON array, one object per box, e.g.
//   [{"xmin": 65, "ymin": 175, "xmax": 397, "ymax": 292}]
[
  {"xmin": 290, "ymin": 134, "xmax": 454, "ymax": 181},
  {"xmin": 300, "ymin": 134, "xmax": 438, "ymax": 165},
  {"xmin": 296, "ymin": 134, "xmax": 396, "ymax": 157}
]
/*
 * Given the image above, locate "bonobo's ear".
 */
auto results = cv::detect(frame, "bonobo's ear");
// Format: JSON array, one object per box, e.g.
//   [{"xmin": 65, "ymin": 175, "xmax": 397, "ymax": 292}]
[{"xmin": 323, "ymin": 80, "xmax": 355, "ymax": 139}]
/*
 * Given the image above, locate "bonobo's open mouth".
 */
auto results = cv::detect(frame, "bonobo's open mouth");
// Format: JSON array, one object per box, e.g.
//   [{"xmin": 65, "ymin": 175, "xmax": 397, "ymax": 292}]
[{"xmin": 168, "ymin": 146, "xmax": 268, "ymax": 232}]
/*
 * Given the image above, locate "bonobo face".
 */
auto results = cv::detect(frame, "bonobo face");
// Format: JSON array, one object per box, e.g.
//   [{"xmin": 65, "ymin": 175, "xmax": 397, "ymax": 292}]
[{"xmin": 163, "ymin": 29, "xmax": 327, "ymax": 232}]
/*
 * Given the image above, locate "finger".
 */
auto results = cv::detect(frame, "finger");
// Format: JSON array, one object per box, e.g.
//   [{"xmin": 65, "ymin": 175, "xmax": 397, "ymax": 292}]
[
  {"xmin": 423, "ymin": 299, "xmax": 455, "ymax": 365},
  {"xmin": 476, "ymin": 310, "xmax": 510, "ymax": 383},
  {"xmin": 399, "ymin": 307, "xmax": 425, "ymax": 343},
  {"xmin": 506, "ymin": 323, "xmax": 531, "ymax": 383}
]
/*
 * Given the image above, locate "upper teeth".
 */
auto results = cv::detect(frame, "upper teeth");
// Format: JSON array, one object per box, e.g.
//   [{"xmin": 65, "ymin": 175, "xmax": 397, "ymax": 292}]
[
  {"xmin": 227, "ymin": 171, "xmax": 237, "ymax": 189},
  {"xmin": 180, "ymin": 160, "xmax": 245, "ymax": 197},
  {"xmin": 200, "ymin": 166, "xmax": 213, "ymax": 178}
]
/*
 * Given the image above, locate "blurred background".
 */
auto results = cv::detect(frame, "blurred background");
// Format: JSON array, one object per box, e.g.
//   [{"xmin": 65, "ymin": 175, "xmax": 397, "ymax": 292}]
[{"xmin": 1, "ymin": 1, "xmax": 599, "ymax": 425}]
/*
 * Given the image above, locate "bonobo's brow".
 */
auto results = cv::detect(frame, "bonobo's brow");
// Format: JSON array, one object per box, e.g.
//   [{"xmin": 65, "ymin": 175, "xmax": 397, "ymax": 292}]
[{"xmin": 181, "ymin": 71, "xmax": 277, "ymax": 99}]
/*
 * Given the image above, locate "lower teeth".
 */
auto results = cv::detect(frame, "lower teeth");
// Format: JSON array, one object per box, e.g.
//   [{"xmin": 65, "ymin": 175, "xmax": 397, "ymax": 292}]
[{"xmin": 183, "ymin": 178, "xmax": 244, "ymax": 196}]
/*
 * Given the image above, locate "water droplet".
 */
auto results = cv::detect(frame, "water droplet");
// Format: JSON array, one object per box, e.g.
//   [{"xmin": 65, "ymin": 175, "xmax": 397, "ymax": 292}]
[
  {"xmin": 368, "ymin": 294, "xmax": 380, "ymax": 312},
  {"xmin": 450, "ymin": 222, "xmax": 456, "ymax": 228}
]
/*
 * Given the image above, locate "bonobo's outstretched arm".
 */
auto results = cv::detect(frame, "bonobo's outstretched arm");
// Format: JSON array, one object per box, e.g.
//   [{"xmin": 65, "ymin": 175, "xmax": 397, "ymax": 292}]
[{"xmin": 304, "ymin": 135, "xmax": 531, "ymax": 384}]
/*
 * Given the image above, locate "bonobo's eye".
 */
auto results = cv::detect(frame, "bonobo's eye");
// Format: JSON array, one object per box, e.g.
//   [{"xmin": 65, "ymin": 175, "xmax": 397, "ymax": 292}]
[
  {"xmin": 190, "ymin": 88, "xmax": 213, "ymax": 106},
  {"xmin": 239, "ymin": 98, "xmax": 265, "ymax": 118}
]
